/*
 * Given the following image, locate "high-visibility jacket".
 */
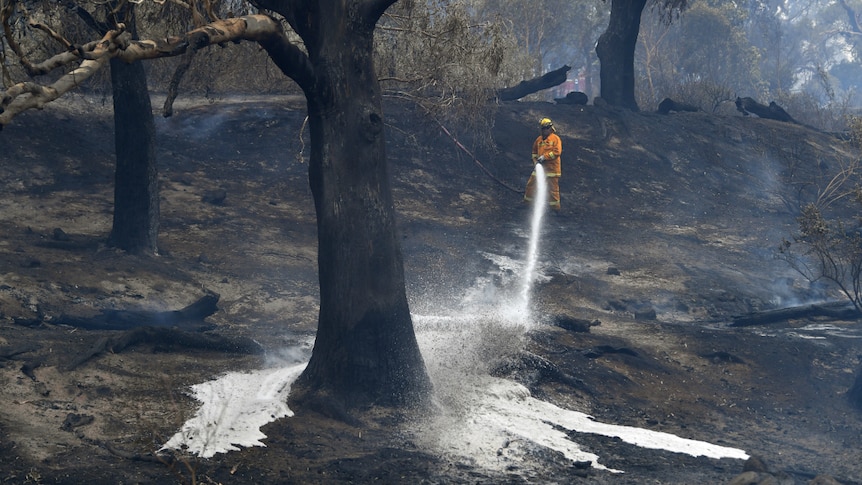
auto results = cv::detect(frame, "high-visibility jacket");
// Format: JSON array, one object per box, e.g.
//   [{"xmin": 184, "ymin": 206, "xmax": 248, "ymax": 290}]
[{"xmin": 532, "ymin": 132, "xmax": 562, "ymax": 177}]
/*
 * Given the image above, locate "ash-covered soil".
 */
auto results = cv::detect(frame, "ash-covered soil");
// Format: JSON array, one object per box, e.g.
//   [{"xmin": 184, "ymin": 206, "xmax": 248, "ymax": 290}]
[{"xmin": 1, "ymin": 93, "xmax": 861, "ymax": 484}]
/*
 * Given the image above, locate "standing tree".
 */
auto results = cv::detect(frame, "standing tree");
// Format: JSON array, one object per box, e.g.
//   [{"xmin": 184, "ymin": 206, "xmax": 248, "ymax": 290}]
[
  {"xmin": 108, "ymin": 49, "xmax": 160, "ymax": 254},
  {"xmin": 254, "ymin": 0, "xmax": 432, "ymax": 407},
  {"xmin": 103, "ymin": 7, "xmax": 160, "ymax": 254},
  {"xmin": 1, "ymin": 2, "xmax": 431, "ymax": 408},
  {"xmin": 636, "ymin": 0, "xmax": 763, "ymax": 110}
]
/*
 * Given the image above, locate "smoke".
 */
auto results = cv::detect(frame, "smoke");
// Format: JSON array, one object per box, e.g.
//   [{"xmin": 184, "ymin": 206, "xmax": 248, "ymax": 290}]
[{"xmin": 262, "ymin": 338, "xmax": 314, "ymax": 367}]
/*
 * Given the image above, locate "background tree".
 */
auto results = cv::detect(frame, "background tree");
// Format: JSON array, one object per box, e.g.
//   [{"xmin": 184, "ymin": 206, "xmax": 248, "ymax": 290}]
[
  {"xmin": 479, "ymin": 0, "xmax": 582, "ymax": 78},
  {"xmin": 744, "ymin": 0, "xmax": 797, "ymax": 95},
  {"xmin": 636, "ymin": 0, "xmax": 763, "ymax": 111},
  {"xmin": 629, "ymin": 0, "xmax": 860, "ymax": 129},
  {"xmin": 374, "ymin": 0, "xmax": 527, "ymax": 148}
]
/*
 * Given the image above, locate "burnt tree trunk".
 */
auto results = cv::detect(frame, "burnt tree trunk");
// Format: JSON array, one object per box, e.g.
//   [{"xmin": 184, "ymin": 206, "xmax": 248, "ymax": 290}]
[
  {"xmin": 64, "ymin": 4, "xmax": 159, "ymax": 254},
  {"xmin": 595, "ymin": 0, "xmax": 647, "ymax": 111},
  {"xmin": 106, "ymin": 17, "xmax": 159, "ymax": 254},
  {"xmin": 261, "ymin": 0, "xmax": 431, "ymax": 408}
]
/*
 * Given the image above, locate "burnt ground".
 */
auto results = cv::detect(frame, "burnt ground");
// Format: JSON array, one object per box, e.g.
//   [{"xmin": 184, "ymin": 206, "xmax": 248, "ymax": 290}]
[{"xmin": 1, "ymin": 93, "xmax": 861, "ymax": 484}]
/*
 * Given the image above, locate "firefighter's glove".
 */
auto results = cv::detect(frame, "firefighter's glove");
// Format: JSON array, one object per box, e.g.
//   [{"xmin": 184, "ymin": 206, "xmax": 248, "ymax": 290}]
[{"xmin": 536, "ymin": 156, "xmax": 546, "ymax": 163}]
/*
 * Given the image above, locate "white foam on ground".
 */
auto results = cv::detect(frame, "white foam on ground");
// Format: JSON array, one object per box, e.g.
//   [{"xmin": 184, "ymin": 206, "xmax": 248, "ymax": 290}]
[
  {"xmin": 161, "ymin": 313, "xmax": 747, "ymax": 475},
  {"xmin": 410, "ymin": 312, "xmax": 749, "ymax": 474},
  {"xmin": 160, "ymin": 363, "xmax": 306, "ymax": 458},
  {"xmin": 412, "ymin": 373, "xmax": 750, "ymax": 473}
]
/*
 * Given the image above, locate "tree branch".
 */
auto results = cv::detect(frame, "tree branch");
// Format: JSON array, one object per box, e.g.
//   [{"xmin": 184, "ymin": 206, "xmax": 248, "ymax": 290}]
[
  {"xmin": 364, "ymin": 0, "xmax": 398, "ymax": 25},
  {"xmin": 29, "ymin": 21, "xmax": 76, "ymax": 51},
  {"xmin": 0, "ymin": 27, "xmax": 123, "ymax": 125},
  {"xmin": 838, "ymin": 0, "xmax": 861, "ymax": 34},
  {"xmin": 1, "ymin": 14, "xmax": 298, "ymax": 129},
  {"xmin": 258, "ymin": 26, "xmax": 315, "ymax": 93}
]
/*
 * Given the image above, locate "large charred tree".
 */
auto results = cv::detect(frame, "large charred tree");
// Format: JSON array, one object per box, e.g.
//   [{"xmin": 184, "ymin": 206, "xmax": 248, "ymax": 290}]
[{"xmin": 256, "ymin": 0, "xmax": 431, "ymax": 407}]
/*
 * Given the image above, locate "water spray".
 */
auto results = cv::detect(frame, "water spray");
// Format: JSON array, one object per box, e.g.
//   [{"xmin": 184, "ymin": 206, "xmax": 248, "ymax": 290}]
[{"xmin": 517, "ymin": 163, "xmax": 548, "ymax": 320}]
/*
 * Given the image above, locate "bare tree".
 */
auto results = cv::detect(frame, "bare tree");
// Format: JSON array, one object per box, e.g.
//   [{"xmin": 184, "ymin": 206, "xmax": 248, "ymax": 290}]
[{"xmin": 779, "ymin": 117, "xmax": 862, "ymax": 311}]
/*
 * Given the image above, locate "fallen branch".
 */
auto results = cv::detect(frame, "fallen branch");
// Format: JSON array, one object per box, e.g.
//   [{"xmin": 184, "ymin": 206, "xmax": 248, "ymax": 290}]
[
  {"xmin": 657, "ymin": 98, "xmax": 699, "ymax": 115},
  {"xmin": 730, "ymin": 301, "xmax": 860, "ymax": 327},
  {"xmin": 54, "ymin": 293, "xmax": 220, "ymax": 331},
  {"xmin": 496, "ymin": 65, "xmax": 571, "ymax": 102},
  {"xmin": 735, "ymin": 97, "xmax": 798, "ymax": 124},
  {"xmin": 64, "ymin": 326, "xmax": 264, "ymax": 371}
]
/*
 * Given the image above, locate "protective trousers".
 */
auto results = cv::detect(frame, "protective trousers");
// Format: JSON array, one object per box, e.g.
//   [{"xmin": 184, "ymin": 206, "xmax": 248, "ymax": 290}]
[{"xmin": 524, "ymin": 169, "xmax": 561, "ymax": 210}]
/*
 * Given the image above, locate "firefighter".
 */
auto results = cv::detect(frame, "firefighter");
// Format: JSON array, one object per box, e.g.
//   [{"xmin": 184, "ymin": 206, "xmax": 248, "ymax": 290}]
[{"xmin": 524, "ymin": 117, "xmax": 562, "ymax": 212}]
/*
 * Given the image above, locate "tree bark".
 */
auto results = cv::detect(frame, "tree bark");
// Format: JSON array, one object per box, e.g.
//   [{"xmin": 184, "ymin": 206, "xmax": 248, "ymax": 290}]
[
  {"xmin": 262, "ymin": 0, "xmax": 431, "ymax": 408},
  {"xmin": 595, "ymin": 0, "xmax": 647, "ymax": 111}
]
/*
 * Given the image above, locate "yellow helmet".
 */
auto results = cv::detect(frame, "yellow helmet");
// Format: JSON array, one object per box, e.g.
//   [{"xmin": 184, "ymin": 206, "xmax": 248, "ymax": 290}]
[{"xmin": 539, "ymin": 118, "xmax": 553, "ymax": 128}]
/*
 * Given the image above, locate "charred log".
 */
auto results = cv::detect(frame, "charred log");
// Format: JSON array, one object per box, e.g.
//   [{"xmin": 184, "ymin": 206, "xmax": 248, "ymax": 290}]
[
  {"xmin": 555, "ymin": 91, "xmax": 588, "ymax": 105},
  {"xmin": 735, "ymin": 97, "xmax": 798, "ymax": 124},
  {"xmin": 0, "ymin": 343, "xmax": 41, "ymax": 360},
  {"xmin": 657, "ymin": 98, "xmax": 699, "ymax": 115},
  {"xmin": 64, "ymin": 326, "xmax": 264, "ymax": 371},
  {"xmin": 496, "ymin": 65, "xmax": 571, "ymax": 102},
  {"xmin": 730, "ymin": 301, "xmax": 860, "ymax": 327},
  {"xmin": 54, "ymin": 292, "xmax": 220, "ymax": 331},
  {"xmin": 552, "ymin": 314, "xmax": 598, "ymax": 333}
]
